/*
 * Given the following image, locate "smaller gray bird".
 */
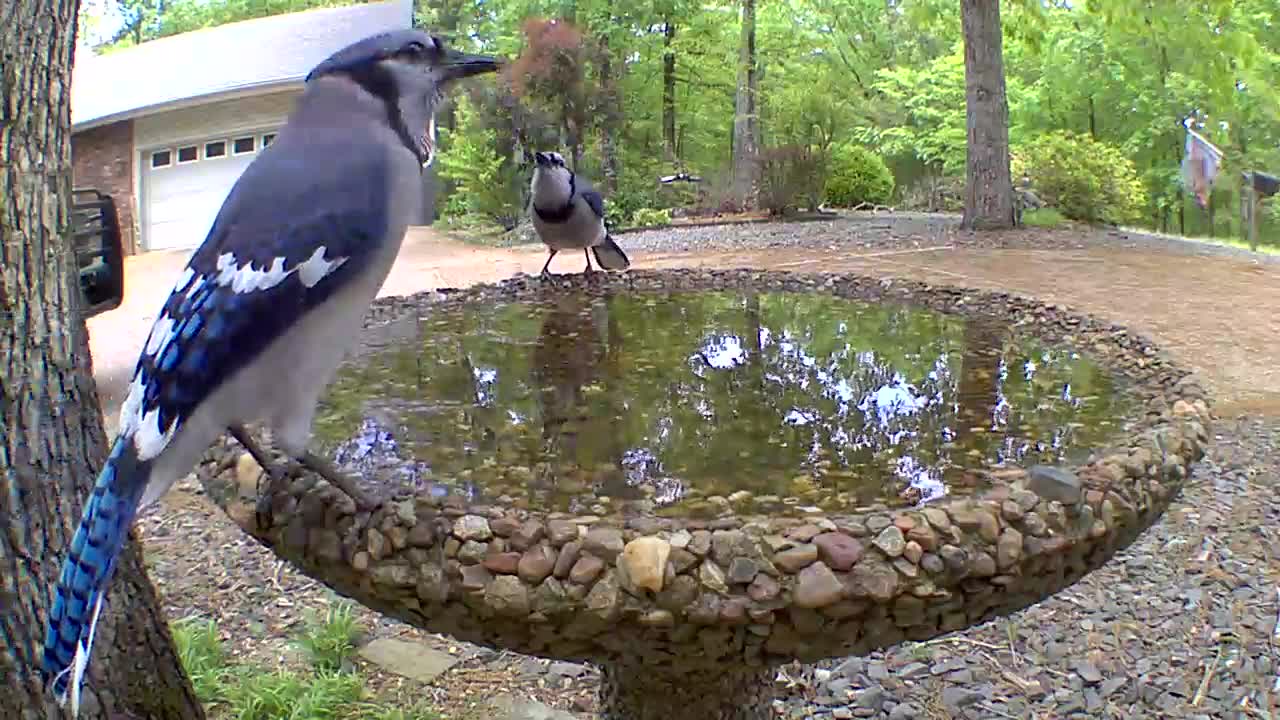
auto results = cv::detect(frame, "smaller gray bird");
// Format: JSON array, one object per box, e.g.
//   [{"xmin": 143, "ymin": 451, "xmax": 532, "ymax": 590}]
[{"xmin": 528, "ymin": 151, "xmax": 630, "ymax": 276}]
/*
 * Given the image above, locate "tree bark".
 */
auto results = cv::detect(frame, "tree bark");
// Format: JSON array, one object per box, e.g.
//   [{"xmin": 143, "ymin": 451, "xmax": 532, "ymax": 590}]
[
  {"xmin": 662, "ymin": 18, "xmax": 678, "ymax": 162},
  {"xmin": 597, "ymin": 25, "xmax": 621, "ymax": 193},
  {"xmin": 598, "ymin": 662, "xmax": 775, "ymax": 720},
  {"xmin": 730, "ymin": 0, "xmax": 759, "ymax": 210},
  {"xmin": 959, "ymin": 0, "xmax": 1014, "ymax": 231},
  {"xmin": 0, "ymin": 1, "xmax": 203, "ymax": 718}
]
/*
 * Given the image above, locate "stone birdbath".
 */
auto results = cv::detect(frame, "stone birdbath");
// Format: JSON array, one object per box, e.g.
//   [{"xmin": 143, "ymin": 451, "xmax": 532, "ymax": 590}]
[{"xmin": 196, "ymin": 269, "xmax": 1211, "ymax": 720}]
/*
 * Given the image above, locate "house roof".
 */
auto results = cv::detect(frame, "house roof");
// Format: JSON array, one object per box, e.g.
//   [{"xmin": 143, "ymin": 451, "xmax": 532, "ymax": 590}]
[{"xmin": 71, "ymin": 0, "xmax": 413, "ymax": 131}]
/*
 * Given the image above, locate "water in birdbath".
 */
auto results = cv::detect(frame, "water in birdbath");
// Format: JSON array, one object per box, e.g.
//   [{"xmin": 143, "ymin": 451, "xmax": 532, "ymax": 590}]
[{"xmin": 312, "ymin": 290, "xmax": 1137, "ymax": 516}]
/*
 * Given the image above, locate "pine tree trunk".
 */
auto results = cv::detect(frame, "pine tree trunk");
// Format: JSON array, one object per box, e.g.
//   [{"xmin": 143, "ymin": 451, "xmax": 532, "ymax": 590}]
[
  {"xmin": 0, "ymin": 2, "xmax": 204, "ymax": 718},
  {"xmin": 662, "ymin": 18, "xmax": 678, "ymax": 162},
  {"xmin": 598, "ymin": 26, "xmax": 621, "ymax": 194},
  {"xmin": 959, "ymin": 0, "xmax": 1014, "ymax": 231},
  {"xmin": 730, "ymin": 0, "xmax": 759, "ymax": 210}
]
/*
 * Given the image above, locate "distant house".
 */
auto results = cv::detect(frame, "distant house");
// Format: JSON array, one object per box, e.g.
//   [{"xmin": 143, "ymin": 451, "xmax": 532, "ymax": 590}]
[{"xmin": 71, "ymin": 0, "xmax": 416, "ymax": 255}]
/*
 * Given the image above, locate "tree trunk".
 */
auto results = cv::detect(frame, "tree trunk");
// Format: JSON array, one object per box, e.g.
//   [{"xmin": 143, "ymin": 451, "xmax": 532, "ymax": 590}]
[
  {"xmin": 662, "ymin": 18, "xmax": 678, "ymax": 162},
  {"xmin": 598, "ymin": 27, "xmax": 621, "ymax": 193},
  {"xmin": 598, "ymin": 662, "xmax": 775, "ymax": 720},
  {"xmin": 959, "ymin": 0, "xmax": 1014, "ymax": 231},
  {"xmin": 730, "ymin": 0, "xmax": 759, "ymax": 210},
  {"xmin": 0, "ymin": 2, "xmax": 204, "ymax": 718}
]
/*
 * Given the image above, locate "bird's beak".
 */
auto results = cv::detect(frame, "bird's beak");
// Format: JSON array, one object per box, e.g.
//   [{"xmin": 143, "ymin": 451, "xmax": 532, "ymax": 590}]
[{"xmin": 442, "ymin": 47, "xmax": 501, "ymax": 81}]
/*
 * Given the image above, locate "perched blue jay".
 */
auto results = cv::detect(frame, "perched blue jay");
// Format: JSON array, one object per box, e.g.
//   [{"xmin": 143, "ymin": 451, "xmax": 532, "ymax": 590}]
[
  {"xmin": 528, "ymin": 151, "xmax": 630, "ymax": 276},
  {"xmin": 42, "ymin": 29, "xmax": 498, "ymax": 714}
]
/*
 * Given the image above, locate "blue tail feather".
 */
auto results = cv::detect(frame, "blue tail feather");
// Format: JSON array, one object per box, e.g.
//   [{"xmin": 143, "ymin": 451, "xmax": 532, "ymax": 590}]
[{"xmin": 43, "ymin": 436, "xmax": 151, "ymax": 715}]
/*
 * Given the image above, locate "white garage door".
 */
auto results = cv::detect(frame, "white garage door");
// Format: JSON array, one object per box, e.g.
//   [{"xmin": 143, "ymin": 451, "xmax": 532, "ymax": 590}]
[{"xmin": 142, "ymin": 130, "xmax": 278, "ymax": 251}]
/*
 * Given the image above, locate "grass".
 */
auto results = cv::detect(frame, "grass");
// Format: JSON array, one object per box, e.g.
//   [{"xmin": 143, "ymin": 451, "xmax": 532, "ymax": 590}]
[{"xmin": 171, "ymin": 604, "xmax": 440, "ymax": 720}]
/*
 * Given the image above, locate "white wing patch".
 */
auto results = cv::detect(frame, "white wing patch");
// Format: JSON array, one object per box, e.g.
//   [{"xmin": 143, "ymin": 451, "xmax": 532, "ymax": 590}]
[
  {"xmin": 214, "ymin": 249, "xmax": 347, "ymax": 293},
  {"xmin": 134, "ymin": 406, "xmax": 179, "ymax": 461},
  {"xmin": 297, "ymin": 247, "xmax": 348, "ymax": 288},
  {"xmin": 173, "ymin": 266, "xmax": 197, "ymax": 295},
  {"xmin": 143, "ymin": 313, "xmax": 175, "ymax": 357},
  {"xmin": 116, "ymin": 373, "xmax": 146, "ymax": 438}
]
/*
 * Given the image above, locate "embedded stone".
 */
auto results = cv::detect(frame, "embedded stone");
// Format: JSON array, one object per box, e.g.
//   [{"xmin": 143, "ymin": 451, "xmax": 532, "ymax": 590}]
[
  {"xmin": 748, "ymin": 573, "xmax": 781, "ymax": 602},
  {"xmin": 728, "ymin": 557, "xmax": 759, "ymax": 584},
  {"xmin": 517, "ymin": 545, "xmax": 557, "ymax": 584},
  {"xmin": 787, "ymin": 524, "xmax": 823, "ymax": 542},
  {"xmin": 922, "ymin": 508, "xmax": 951, "ymax": 530},
  {"xmin": 678, "ymin": 529, "xmax": 707, "ymax": 555},
  {"xmin": 699, "ymin": 560, "xmax": 729, "ymax": 594},
  {"xmin": 977, "ymin": 511, "xmax": 1000, "ymax": 543},
  {"xmin": 454, "ymin": 515, "xmax": 492, "ymax": 542},
  {"xmin": 458, "ymin": 541, "xmax": 487, "ymax": 565},
  {"xmin": 485, "ymin": 576, "xmax": 530, "ymax": 617},
  {"xmin": 997, "ymin": 528, "xmax": 1023, "ymax": 569},
  {"xmin": 971, "ymin": 552, "xmax": 997, "ymax": 577},
  {"xmin": 482, "ymin": 552, "xmax": 520, "ymax": 575},
  {"xmin": 569, "ymin": 555, "xmax": 606, "ymax": 585},
  {"xmin": 794, "ymin": 562, "xmax": 844, "ymax": 609},
  {"xmin": 511, "ymin": 520, "xmax": 545, "ymax": 550},
  {"xmin": 873, "ymin": 527, "xmax": 906, "ymax": 557},
  {"xmin": 902, "ymin": 541, "xmax": 924, "ymax": 564},
  {"xmin": 585, "ymin": 573, "xmax": 621, "ymax": 621},
  {"xmin": 669, "ymin": 529, "xmax": 693, "ymax": 549},
  {"xmin": 905, "ymin": 524, "xmax": 937, "ymax": 551},
  {"xmin": 553, "ymin": 541, "xmax": 581, "ymax": 579},
  {"xmin": 489, "ymin": 515, "xmax": 520, "ymax": 538},
  {"xmin": 584, "ymin": 527, "xmax": 625, "ymax": 561},
  {"xmin": 621, "ymin": 536, "xmax": 671, "ymax": 593},
  {"xmin": 669, "ymin": 547, "xmax": 699, "ymax": 574},
  {"xmin": 774, "ymin": 544, "xmax": 819, "ymax": 572},
  {"xmin": 1028, "ymin": 465, "xmax": 1083, "ymax": 505},
  {"xmin": 460, "ymin": 564, "xmax": 492, "ymax": 591},
  {"xmin": 846, "ymin": 557, "xmax": 900, "ymax": 602},
  {"xmin": 813, "ymin": 533, "xmax": 863, "ymax": 571},
  {"xmin": 547, "ymin": 519, "xmax": 578, "ymax": 545}
]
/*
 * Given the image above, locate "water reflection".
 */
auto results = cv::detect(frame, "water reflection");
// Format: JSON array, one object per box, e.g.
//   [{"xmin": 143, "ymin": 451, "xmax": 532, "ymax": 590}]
[{"xmin": 313, "ymin": 291, "xmax": 1134, "ymax": 514}]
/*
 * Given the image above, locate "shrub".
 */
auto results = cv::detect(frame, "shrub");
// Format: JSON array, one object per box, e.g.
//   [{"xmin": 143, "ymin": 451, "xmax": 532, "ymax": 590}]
[
  {"xmin": 824, "ymin": 145, "xmax": 895, "ymax": 207},
  {"xmin": 437, "ymin": 97, "xmax": 524, "ymax": 228},
  {"xmin": 759, "ymin": 145, "xmax": 829, "ymax": 216},
  {"xmin": 629, "ymin": 207, "xmax": 672, "ymax": 228},
  {"xmin": 1011, "ymin": 131, "xmax": 1147, "ymax": 226}
]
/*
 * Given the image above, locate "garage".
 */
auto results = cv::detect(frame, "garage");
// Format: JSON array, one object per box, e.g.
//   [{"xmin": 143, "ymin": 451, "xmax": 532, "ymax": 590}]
[{"xmin": 141, "ymin": 129, "xmax": 278, "ymax": 251}]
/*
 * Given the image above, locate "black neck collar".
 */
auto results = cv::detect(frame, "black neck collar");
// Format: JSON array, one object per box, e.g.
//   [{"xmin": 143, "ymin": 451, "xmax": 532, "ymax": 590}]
[
  {"xmin": 338, "ymin": 66, "xmax": 426, "ymax": 165},
  {"xmin": 532, "ymin": 172, "xmax": 576, "ymax": 223}
]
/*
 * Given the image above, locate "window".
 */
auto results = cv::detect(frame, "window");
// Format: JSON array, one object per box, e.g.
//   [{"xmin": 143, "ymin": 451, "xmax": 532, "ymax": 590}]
[
  {"xmin": 176, "ymin": 145, "xmax": 198, "ymax": 163},
  {"xmin": 261, "ymin": 133, "xmax": 276, "ymax": 148},
  {"xmin": 150, "ymin": 150, "xmax": 172, "ymax": 168},
  {"xmin": 232, "ymin": 136, "xmax": 256, "ymax": 155},
  {"xmin": 203, "ymin": 140, "xmax": 227, "ymax": 159}
]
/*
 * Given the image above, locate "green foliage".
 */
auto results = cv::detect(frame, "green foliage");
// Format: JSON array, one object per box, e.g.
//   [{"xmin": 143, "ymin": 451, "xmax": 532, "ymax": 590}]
[
  {"xmin": 437, "ymin": 96, "xmax": 524, "ymax": 228},
  {"xmin": 630, "ymin": 207, "xmax": 673, "ymax": 228},
  {"xmin": 1012, "ymin": 131, "xmax": 1148, "ymax": 226},
  {"xmin": 171, "ymin": 617, "xmax": 230, "ymax": 703},
  {"xmin": 169, "ymin": 611, "xmax": 430, "ymax": 719},
  {"xmin": 79, "ymin": 0, "xmax": 1280, "ymax": 244},
  {"xmin": 1020, "ymin": 207, "xmax": 1067, "ymax": 228},
  {"xmin": 294, "ymin": 601, "xmax": 361, "ymax": 673},
  {"xmin": 824, "ymin": 145, "xmax": 895, "ymax": 207}
]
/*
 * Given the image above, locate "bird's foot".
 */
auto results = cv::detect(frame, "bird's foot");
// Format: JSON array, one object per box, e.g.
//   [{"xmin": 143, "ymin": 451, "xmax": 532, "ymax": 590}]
[
  {"xmin": 297, "ymin": 451, "xmax": 379, "ymax": 512},
  {"xmin": 254, "ymin": 460, "xmax": 299, "ymax": 531}
]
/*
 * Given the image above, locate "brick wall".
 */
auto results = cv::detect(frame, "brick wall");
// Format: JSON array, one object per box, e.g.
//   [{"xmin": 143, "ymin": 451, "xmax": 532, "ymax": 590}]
[{"xmin": 72, "ymin": 120, "xmax": 138, "ymax": 254}]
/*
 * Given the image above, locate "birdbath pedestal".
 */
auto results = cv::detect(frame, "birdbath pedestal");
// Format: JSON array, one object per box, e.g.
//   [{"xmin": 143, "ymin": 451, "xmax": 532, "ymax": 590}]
[{"xmin": 196, "ymin": 270, "xmax": 1211, "ymax": 720}]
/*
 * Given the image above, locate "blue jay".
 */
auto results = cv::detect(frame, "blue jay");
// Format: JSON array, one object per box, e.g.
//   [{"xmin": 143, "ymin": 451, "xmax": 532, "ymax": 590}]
[
  {"xmin": 42, "ymin": 29, "xmax": 498, "ymax": 715},
  {"xmin": 528, "ymin": 151, "xmax": 630, "ymax": 276}
]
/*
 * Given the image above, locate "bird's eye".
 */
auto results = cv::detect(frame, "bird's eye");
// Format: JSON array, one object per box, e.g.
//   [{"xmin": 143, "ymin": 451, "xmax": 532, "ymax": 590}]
[{"xmin": 405, "ymin": 41, "xmax": 427, "ymax": 55}]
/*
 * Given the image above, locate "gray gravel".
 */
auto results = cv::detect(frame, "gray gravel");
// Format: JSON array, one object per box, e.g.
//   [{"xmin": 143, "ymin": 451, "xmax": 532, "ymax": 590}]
[{"xmin": 608, "ymin": 211, "xmax": 1280, "ymax": 266}]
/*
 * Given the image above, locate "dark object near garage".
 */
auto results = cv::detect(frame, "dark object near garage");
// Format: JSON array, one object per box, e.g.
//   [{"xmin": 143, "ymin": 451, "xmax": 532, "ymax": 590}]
[{"xmin": 72, "ymin": 189, "xmax": 125, "ymax": 318}]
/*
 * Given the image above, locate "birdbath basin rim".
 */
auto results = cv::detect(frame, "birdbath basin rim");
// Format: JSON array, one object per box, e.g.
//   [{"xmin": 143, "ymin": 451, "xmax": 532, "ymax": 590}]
[{"xmin": 196, "ymin": 268, "xmax": 1211, "ymax": 675}]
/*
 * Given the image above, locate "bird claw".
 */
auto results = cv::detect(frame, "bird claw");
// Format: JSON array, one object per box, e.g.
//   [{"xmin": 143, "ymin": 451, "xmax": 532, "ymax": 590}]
[
  {"xmin": 299, "ymin": 451, "xmax": 379, "ymax": 512},
  {"xmin": 254, "ymin": 461, "xmax": 297, "ymax": 531}
]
